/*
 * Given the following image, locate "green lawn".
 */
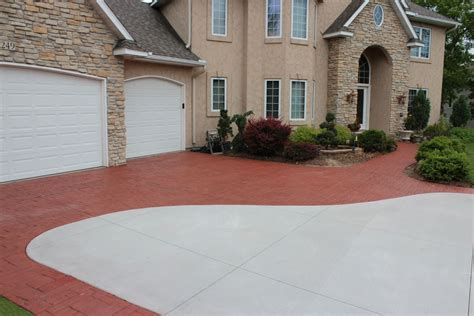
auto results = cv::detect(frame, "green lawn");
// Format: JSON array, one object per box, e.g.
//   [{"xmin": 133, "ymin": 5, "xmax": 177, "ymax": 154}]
[
  {"xmin": 0, "ymin": 297, "xmax": 32, "ymax": 316},
  {"xmin": 465, "ymin": 141, "xmax": 474, "ymax": 184}
]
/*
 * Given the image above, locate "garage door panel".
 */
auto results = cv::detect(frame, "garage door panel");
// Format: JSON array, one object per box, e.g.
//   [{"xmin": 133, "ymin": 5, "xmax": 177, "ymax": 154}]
[
  {"xmin": 0, "ymin": 66, "xmax": 105, "ymax": 182},
  {"xmin": 125, "ymin": 78, "xmax": 183, "ymax": 159}
]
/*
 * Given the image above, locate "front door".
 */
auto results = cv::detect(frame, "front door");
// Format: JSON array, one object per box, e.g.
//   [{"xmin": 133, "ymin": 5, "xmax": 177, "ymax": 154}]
[{"xmin": 357, "ymin": 86, "xmax": 369, "ymax": 130}]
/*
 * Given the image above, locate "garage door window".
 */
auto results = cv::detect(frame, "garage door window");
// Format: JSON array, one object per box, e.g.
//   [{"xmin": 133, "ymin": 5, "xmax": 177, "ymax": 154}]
[{"xmin": 211, "ymin": 78, "xmax": 227, "ymax": 112}]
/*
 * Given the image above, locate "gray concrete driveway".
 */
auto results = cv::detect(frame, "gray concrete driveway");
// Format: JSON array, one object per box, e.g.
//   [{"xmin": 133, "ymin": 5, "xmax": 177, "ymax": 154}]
[{"xmin": 27, "ymin": 193, "xmax": 473, "ymax": 315}]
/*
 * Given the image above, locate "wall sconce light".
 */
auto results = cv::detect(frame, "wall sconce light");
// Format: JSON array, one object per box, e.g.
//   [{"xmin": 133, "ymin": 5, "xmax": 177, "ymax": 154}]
[
  {"xmin": 397, "ymin": 94, "xmax": 407, "ymax": 106},
  {"xmin": 345, "ymin": 90, "xmax": 357, "ymax": 104}
]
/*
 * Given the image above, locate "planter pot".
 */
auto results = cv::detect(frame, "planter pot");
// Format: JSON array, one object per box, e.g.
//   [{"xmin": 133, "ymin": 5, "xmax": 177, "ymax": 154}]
[
  {"xmin": 399, "ymin": 130, "xmax": 413, "ymax": 141},
  {"xmin": 410, "ymin": 134, "xmax": 423, "ymax": 143}
]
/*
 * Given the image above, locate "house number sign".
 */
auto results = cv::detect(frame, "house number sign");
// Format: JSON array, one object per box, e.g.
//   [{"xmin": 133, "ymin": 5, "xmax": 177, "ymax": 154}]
[{"xmin": 1, "ymin": 41, "xmax": 16, "ymax": 51}]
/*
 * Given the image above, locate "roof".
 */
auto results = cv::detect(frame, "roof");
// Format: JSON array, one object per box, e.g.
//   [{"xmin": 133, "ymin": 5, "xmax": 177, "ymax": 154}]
[
  {"xmin": 104, "ymin": 0, "xmax": 200, "ymax": 62},
  {"xmin": 405, "ymin": 1, "xmax": 460, "ymax": 25},
  {"xmin": 324, "ymin": 0, "xmax": 459, "ymax": 38}
]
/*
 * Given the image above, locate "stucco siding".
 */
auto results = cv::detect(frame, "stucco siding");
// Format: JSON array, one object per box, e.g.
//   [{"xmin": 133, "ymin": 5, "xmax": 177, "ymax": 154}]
[{"xmin": 408, "ymin": 24, "xmax": 446, "ymax": 125}]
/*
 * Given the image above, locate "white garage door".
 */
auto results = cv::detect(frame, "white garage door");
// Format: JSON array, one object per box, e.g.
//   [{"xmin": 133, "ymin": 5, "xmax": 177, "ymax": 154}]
[
  {"xmin": 125, "ymin": 77, "xmax": 184, "ymax": 158},
  {"xmin": 0, "ymin": 65, "xmax": 105, "ymax": 182}
]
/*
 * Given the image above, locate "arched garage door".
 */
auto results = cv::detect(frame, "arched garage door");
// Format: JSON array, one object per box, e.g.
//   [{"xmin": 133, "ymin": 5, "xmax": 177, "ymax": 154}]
[
  {"xmin": 124, "ymin": 77, "xmax": 184, "ymax": 159},
  {"xmin": 0, "ymin": 65, "xmax": 106, "ymax": 182}
]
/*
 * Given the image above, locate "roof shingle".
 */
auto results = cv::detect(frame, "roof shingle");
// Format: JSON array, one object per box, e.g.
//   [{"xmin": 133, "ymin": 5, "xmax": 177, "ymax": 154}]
[{"xmin": 105, "ymin": 0, "xmax": 200, "ymax": 62}]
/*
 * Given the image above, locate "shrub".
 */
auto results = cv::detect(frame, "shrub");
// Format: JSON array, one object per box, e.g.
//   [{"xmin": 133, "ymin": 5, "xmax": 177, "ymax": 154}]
[
  {"xmin": 315, "ymin": 130, "xmax": 338, "ymax": 149},
  {"xmin": 335, "ymin": 125, "xmax": 352, "ymax": 145},
  {"xmin": 289, "ymin": 126, "xmax": 320, "ymax": 144},
  {"xmin": 358, "ymin": 130, "xmax": 396, "ymax": 153},
  {"xmin": 418, "ymin": 151, "xmax": 470, "ymax": 182},
  {"xmin": 284, "ymin": 142, "xmax": 319, "ymax": 162},
  {"xmin": 416, "ymin": 136, "xmax": 465, "ymax": 162},
  {"xmin": 450, "ymin": 127, "xmax": 474, "ymax": 142},
  {"xmin": 405, "ymin": 92, "xmax": 431, "ymax": 131},
  {"xmin": 231, "ymin": 111, "xmax": 253, "ymax": 153},
  {"xmin": 450, "ymin": 95, "xmax": 471, "ymax": 127},
  {"xmin": 244, "ymin": 117, "xmax": 292, "ymax": 156},
  {"xmin": 217, "ymin": 109, "xmax": 233, "ymax": 142},
  {"xmin": 423, "ymin": 117, "xmax": 451, "ymax": 140}
]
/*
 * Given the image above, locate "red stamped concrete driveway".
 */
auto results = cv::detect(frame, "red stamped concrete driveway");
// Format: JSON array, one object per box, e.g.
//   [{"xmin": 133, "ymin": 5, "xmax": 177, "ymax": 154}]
[{"xmin": 0, "ymin": 142, "xmax": 472, "ymax": 315}]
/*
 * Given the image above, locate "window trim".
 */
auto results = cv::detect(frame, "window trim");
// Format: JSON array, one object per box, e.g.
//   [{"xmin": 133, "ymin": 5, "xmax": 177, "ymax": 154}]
[
  {"xmin": 211, "ymin": 77, "xmax": 227, "ymax": 112},
  {"xmin": 290, "ymin": 79, "xmax": 307, "ymax": 121},
  {"xmin": 291, "ymin": 0, "xmax": 309, "ymax": 40},
  {"xmin": 264, "ymin": 79, "xmax": 281, "ymax": 119},
  {"xmin": 265, "ymin": 0, "xmax": 283, "ymax": 39},
  {"xmin": 211, "ymin": 0, "xmax": 228, "ymax": 37},
  {"xmin": 411, "ymin": 26, "xmax": 431, "ymax": 59}
]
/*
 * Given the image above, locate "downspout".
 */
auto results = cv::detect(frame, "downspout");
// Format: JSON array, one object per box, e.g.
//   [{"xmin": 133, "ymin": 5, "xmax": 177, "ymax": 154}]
[
  {"xmin": 186, "ymin": 0, "xmax": 192, "ymax": 49},
  {"xmin": 192, "ymin": 67, "xmax": 206, "ymax": 144}
]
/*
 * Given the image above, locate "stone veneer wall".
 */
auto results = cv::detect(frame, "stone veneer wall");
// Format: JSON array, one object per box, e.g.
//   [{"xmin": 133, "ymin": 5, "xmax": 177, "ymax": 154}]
[
  {"xmin": 327, "ymin": 0, "xmax": 411, "ymax": 134},
  {"xmin": 0, "ymin": 0, "xmax": 126, "ymax": 165}
]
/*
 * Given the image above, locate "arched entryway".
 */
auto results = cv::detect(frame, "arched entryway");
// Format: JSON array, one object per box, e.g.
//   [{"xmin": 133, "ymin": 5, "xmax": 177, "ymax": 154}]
[{"xmin": 357, "ymin": 46, "xmax": 393, "ymax": 132}]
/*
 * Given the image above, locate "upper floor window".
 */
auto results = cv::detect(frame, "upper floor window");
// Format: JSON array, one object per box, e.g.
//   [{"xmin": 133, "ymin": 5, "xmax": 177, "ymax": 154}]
[
  {"xmin": 266, "ymin": 0, "xmax": 282, "ymax": 38},
  {"xmin": 211, "ymin": 78, "xmax": 227, "ymax": 111},
  {"xmin": 212, "ymin": 0, "xmax": 227, "ymax": 36},
  {"xmin": 290, "ymin": 80, "xmax": 307, "ymax": 120},
  {"xmin": 265, "ymin": 80, "xmax": 281, "ymax": 118},
  {"xmin": 292, "ymin": 0, "xmax": 308, "ymax": 40},
  {"xmin": 411, "ymin": 26, "xmax": 431, "ymax": 59},
  {"xmin": 373, "ymin": 5, "xmax": 384, "ymax": 27}
]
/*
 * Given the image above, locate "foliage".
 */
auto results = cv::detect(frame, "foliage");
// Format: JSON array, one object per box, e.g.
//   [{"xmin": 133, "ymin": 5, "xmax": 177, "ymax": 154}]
[
  {"xmin": 283, "ymin": 142, "xmax": 320, "ymax": 162},
  {"xmin": 450, "ymin": 127, "xmax": 474, "ymax": 142},
  {"xmin": 358, "ymin": 130, "xmax": 397, "ymax": 153},
  {"xmin": 244, "ymin": 117, "xmax": 292, "ymax": 156},
  {"xmin": 405, "ymin": 91, "xmax": 431, "ymax": 131},
  {"xmin": 319, "ymin": 113, "xmax": 337, "ymax": 132},
  {"xmin": 0, "ymin": 297, "xmax": 32, "ymax": 316},
  {"xmin": 464, "ymin": 140, "xmax": 474, "ymax": 184},
  {"xmin": 217, "ymin": 110, "xmax": 233, "ymax": 142},
  {"xmin": 335, "ymin": 125, "xmax": 352, "ymax": 145},
  {"xmin": 423, "ymin": 116, "xmax": 452, "ymax": 139},
  {"xmin": 315, "ymin": 130, "xmax": 338, "ymax": 149},
  {"xmin": 412, "ymin": 0, "xmax": 473, "ymax": 107},
  {"xmin": 289, "ymin": 126, "xmax": 320, "ymax": 144},
  {"xmin": 230, "ymin": 111, "xmax": 253, "ymax": 152},
  {"xmin": 418, "ymin": 151, "xmax": 470, "ymax": 182},
  {"xmin": 450, "ymin": 95, "xmax": 471, "ymax": 127},
  {"xmin": 415, "ymin": 136, "xmax": 465, "ymax": 161}
]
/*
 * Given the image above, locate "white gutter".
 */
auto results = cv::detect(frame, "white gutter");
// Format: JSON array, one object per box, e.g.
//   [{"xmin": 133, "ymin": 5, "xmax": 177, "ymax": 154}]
[
  {"xmin": 95, "ymin": 0, "xmax": 134, "ymax": 41},
  {"xmin": 186, "ymin": 0, "xmax": 192, "ymax": 49},
  {"xmin": 113, "ymin": 48, "xmax": 207, "ymax": 67},
  {"xmin": 406, "ymin": 11, "xmax": 461, "ymax": 30},
  {"xmin": 322, "ymin": 31, "xmax": 354, "ymax": 39},
  {"xmin": 393, "ymin": 0, "xmax": 418, "ymax": 40}
]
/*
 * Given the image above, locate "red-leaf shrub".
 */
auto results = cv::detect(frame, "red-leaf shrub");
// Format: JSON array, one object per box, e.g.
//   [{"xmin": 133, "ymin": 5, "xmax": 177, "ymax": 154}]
[
  {"xmin": 244, "ymin": 118, "xmax": 292, "ymax": 156},
  {"xmin": 284, "ymin": 142, "xmax": 319, "ymax": 161}
]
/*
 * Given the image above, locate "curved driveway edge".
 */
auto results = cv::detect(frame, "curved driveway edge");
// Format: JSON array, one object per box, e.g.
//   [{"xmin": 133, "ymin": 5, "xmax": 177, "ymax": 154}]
[{"xmin": 1, "ymin": 143, "xmax": 473, "ymax": 315}]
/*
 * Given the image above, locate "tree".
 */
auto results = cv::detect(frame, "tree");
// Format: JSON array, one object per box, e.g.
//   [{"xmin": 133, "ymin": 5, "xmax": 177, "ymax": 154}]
[
  {"xmin": 450, "ymin": 95, "xmax": 471, "ymax": 127},
  {"xmin": 413, "ymin": 0, "xmax": 473, "ymax": 107},
  {"xmin": 405, "ymin": 91, "xmax": 431, "ymax": 131},
  {"xmin": 217, "ymin": 109, "xmax": 233, "ymax": 142}
]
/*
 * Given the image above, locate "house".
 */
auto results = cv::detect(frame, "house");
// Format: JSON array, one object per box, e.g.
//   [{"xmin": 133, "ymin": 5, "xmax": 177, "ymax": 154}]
[{"xmin": 0, "ymin": 0, "xmax": 459, "ymax": 182}]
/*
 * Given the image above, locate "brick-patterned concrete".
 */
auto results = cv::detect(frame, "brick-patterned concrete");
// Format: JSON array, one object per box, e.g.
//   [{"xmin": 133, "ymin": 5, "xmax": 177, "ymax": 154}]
[
  {"xmin": 0, "ymin": 0, "xmax": 126, "ymax": 165},
  {"xmin": 0, "ymin": 143, "xmax": 472, "ymax": 315}
]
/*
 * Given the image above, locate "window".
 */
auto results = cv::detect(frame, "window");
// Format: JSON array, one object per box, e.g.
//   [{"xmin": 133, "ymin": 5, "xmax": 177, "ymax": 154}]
[
  {"xmin": 292, "ymin": 0, "xmax": 308, "ymax": 39},
  {"xmin": 358, "ymin": 54, "xmax": 370, "ymax": 84},
  {"xmin": 408, "ymin": 88, "xmax": 428, "ymax": 112},
  {"xmin": 211, "ymin": 78, "xmax": 227, "ymax": 111},
  {"xmin": 265, "ymin": 80, "xmax": 280, "ymax": 118},
  {"xmin": 290, "ymin": 80, "xmax": 306, "ymax": 120},
  {"xmin": 212, "ymin": 0, "xmax": 227, "ymax": 36},
  {"xmin": 266, "ymin": 0, "xmax": 282, "ymax": 38},
  {"xmin": 410, "ymin": 27, "xmax": 431, "ymax": 58},
  {"xmin": 373, "ymin": 5, "xmax": 384, "ymax": 27}
]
